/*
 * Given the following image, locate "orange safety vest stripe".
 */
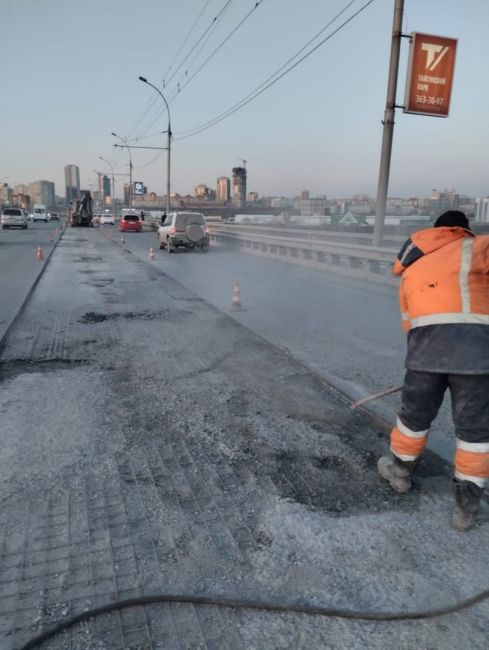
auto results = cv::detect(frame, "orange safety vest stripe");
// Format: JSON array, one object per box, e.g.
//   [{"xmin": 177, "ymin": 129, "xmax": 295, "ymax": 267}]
[
  {"xmin": 391, "ymin": 426, "xmax": 428, "ymax": 460},
  {"xmin": 454, "ymin": 448, "xmax": 489, "ymax": 478}
]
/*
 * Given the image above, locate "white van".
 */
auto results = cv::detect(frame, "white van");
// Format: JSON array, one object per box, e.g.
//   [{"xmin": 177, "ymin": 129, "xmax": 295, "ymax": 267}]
[{"xmin": 33, "ymin": 204, "xmax": 48, "ymax": 222}]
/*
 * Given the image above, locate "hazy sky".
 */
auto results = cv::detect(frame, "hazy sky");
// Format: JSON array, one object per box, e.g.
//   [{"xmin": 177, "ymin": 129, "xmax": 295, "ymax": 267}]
[{"xmin": 2, "ymin": 0, "xmax": 487, "ymax": 199}]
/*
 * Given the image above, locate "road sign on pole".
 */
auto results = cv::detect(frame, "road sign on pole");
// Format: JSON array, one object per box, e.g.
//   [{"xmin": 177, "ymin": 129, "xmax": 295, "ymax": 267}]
[{"xmin": 404, "ymin": 32, "xmax": 457, "ymax": 117}]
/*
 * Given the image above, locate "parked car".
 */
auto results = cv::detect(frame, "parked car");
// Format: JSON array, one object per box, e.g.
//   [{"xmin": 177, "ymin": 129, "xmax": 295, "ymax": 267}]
[
  {"xmin": 48, "ymin": 212, "xmax": 60, "ymax": 221},
  {"xmin": 158, "ymin": 211, "xmax": 209, "ymax": 252},
  {"xmin": 100, "ymin": 213, "xmax": 115, "ymax": 225},
  {"xmin": 1, "ymin": 207, "xmax": 28, "ymax": 229},
  {"xmin": 119, "ymin": 214, "xmax": 142, "ymax": 232}
]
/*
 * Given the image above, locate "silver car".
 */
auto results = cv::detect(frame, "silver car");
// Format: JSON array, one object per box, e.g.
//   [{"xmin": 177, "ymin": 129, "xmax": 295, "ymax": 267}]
[
  {"xmin": 158, "ymin": 211, "xmax": 209, "ymax": 252},
  {"xmin": 1, "ymin": 208, "xmax": 28, "ymax": 229}
]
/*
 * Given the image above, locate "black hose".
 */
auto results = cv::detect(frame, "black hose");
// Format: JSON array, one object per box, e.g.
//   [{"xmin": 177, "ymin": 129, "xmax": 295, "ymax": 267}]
[{"xmin": 19, "ymin": 588, "xmax": 489, "ymax": 650}]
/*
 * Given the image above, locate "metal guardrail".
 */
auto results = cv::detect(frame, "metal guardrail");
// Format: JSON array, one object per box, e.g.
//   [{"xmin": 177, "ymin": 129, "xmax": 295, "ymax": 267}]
[
  {"xmin": 209, "ymin": 223, "xmax": 406, "ymax": 248},
  {"xmin": 209, "ymin": 225, "xmax": 399, "ymax": 286}
]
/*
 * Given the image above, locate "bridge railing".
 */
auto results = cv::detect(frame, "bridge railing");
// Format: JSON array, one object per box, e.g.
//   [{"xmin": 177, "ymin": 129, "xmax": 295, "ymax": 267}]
[{"xmin": 209, "ymin": 225, "xmax": 399, "ymax": 286}]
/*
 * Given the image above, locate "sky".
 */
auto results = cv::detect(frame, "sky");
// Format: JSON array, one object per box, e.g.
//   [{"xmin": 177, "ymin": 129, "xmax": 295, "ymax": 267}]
[{"xmin": 1, "ymin": 0, "xmax": 488, "ymax": 200}]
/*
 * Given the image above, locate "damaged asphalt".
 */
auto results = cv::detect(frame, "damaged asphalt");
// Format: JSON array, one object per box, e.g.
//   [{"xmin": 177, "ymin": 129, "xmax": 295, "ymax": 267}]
[{"xmin": 0, "ymin": 229, "xmax": 488, "ymax": 649}]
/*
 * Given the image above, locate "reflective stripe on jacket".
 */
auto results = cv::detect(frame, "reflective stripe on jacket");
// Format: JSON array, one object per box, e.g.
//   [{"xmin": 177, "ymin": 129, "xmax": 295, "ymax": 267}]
[{"xmin": 393, "ymin": 227, "xmax": 489, "ymax": 332}]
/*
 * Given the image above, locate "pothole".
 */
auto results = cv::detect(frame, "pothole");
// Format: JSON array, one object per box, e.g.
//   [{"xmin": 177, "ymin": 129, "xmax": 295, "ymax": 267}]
[{"xmin": 79, "ymin": 310, "xmax": 188, "ymax": 323}]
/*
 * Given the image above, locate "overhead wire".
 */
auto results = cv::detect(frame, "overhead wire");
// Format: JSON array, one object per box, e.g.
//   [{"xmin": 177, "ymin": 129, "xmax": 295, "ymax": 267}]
[
  {"xmin": 174, "ymin": 0, "xmax": 375, "ymax": 141},
  {"xmin": 130, "ymin": 0, "xmax": 234, "ymax": 142},
  {"xmin": 163, "ymin": 0, "xmax": 212, "ymax": 82},
  {"xmin": 136, "ymin": 0, "xmax": 264, "ymax": 139},
  {"xmin": 124, "ymin": 0, "xmax": 213, "ymax": 142},
  {"xmin": 163, "ymin": 0, "xmax": 235, "ymax": 90},
  {"xmin": 167, "ymin": 0, "xmax": 265, "ymax": 105}
]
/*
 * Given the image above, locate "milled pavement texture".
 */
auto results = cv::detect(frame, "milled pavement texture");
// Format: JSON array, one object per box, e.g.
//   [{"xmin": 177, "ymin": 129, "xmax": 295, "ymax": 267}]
[{"xmin": 0, "ymin": 229, "xmax": 488, "ymax": 649}]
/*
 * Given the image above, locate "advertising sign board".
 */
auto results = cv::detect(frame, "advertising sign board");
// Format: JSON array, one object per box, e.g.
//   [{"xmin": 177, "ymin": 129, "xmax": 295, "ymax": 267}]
[
  {"xmin": 133, "ymin": 181, "xmax": 144, "ymax": 196},
  {"xmin": 404, "ymin": 32, "xmax": 457, "ymax": 117}
]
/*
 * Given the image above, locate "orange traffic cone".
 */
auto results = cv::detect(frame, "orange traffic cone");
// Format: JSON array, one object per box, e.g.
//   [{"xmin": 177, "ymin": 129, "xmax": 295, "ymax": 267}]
[
  {"xmin": 36, "ymin": 246, "xmax": 44, "ymax": 261},
  {"xmin": 149, "ymin": 246, "xmax": 155, "ymax": 260},
  {"xmin": 231, "ymin": 280, "xmax": 241, "ymax": 310}
]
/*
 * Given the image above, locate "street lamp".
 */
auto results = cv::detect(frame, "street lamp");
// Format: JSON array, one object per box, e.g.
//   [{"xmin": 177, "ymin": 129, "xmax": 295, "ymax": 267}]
[
  {"xmin": 139, "ymin": 75, "xmax": 171, "ymax": 214},
  {"xmin": 98, "ymin": 156, "xmax": 116, "ymax": 216},
  {"xmin": 111, "ymin": 132, "xmax": 133, "ymax": 211}
]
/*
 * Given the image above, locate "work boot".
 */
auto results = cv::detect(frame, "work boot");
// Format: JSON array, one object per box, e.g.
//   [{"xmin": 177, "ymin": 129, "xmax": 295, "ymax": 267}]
[
  {"xmin": 377, "ymin": 456, "xmax": 416, "ymax": 493},
  {"xmin": 451, "ymin": 479, "xmax": 483, "ymax": 532}
]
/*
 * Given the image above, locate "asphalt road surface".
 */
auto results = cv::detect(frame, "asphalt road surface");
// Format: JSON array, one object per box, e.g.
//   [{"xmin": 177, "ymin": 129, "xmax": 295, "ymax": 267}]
[
  {"xmin": 1, "ymin": 228, "xmax": 488, "ymax": 649},
  {"xmin": 113, "ymin": 227, "xmax": 454, "ymax": 463},
  {"xmin": 0, "ymin": 220, "xmax": 61, "ymax": 342}
]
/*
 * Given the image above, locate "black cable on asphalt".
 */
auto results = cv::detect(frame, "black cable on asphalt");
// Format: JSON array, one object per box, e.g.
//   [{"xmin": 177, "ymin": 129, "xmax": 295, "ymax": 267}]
[{"xmin": 18, "ymin": 588, "xmax": 489, "ymax": 650}]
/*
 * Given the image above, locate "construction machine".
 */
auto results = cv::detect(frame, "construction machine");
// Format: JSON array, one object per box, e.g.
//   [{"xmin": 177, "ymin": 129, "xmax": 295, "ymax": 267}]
[{"xmin": 69, "ymin": 190, "xmax": 93, "ymax": 227}]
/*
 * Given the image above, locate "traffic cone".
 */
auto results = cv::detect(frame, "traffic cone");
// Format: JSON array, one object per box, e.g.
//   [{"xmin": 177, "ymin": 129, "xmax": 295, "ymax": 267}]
[
  {"xmin": 149, "ymin": 246, "xmax": 155, "ymax": 260},
  {"xmin": 49, "ymin": 232, "xmax": 54, "ymax": 242},
  {"xmin": 36, "ymin": 246, "xmax": 44, "ymax": 261},
  {"xmin": 231, "ymin": 280, "xmax": 241, "ymax": 310},
  {"xmin": 120, "ymin": 234, "xmax": 125, "ymax": 245}
]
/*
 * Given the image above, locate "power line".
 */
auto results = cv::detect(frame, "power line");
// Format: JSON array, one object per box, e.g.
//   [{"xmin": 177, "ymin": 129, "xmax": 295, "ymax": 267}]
[
  {"xmin": 164, "ymin": 0, "xmax": 234, "ymax": 89},
  {"xmin": 168, "ymin": 0, "xmax": 265, "ymax": 105},
  {"xmin": 131, "ymin": 0, "xmax": 235, "ymax": 142},
  {"xmin": 133, "ymin": 150, "xmax": 164, "ymax": 170},
  {"xmin": 125, "ymin": 0, "xmax": 213, "ymax": 141},
  {"xmin": 163, "ymin": 0, "xmax": 212, "ymax": 82},
  {"xmin": 138, "ymin": 0, "xmax": 265, "ymax": 139},
  {"xmin": 174, "ymin": 0, "xmax": 375, "ymax": 141}
]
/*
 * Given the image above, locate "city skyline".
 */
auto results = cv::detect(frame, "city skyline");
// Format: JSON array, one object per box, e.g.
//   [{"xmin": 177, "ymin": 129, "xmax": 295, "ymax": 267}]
[{"xmin": 2, "ymin": 1, "xmax": 488, "ymax": 198}]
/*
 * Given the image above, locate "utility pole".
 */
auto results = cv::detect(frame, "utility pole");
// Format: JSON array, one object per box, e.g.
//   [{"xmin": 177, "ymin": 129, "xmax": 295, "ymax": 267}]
[
  {"xmin": 112, "ymin": 132, "xmax": 133, "ymax": 210},
  {"xmin": 373, "ymin": 0, "xmax": 404, "ymax": 247},
  {"xmin": 139, "ymin": 76, "xmax": 171, "ymax": 214}
]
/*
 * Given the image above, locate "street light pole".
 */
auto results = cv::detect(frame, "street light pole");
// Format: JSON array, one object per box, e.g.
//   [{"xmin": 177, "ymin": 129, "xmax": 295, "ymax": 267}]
[
  {"xmin": 98, "ymin": 156, "xmax": 116, "ymax": 216},
  {"xmin": 111, "ymin": 132, "xmax": 133, "ymax": 211},
  {"xmin": 139, "ymin": 76, "xmax": 171, "ymax": 214}
]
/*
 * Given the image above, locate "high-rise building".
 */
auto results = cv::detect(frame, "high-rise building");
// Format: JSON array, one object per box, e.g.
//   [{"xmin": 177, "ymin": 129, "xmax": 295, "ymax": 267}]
[
  {"xmin": 232, "ymin": 167, "xmax": 246, "ymax": 208},
  {"xmin": 475, "ymin": 197, "xmax": 489, "ymax": 222},
  {"xmin": 30, "ymin": 180, "xmax": 55, "ymax": 206},
  {"xmin": 64, "ymin": 164, "xmax": 80, "ymax": 204},
  {"xmin": 216, "ymin": 176, "xmax": 230, "ymax": 203},
  {"xmin": 102, "ymin": 175, "xmax": 111, "ymax": 198}
]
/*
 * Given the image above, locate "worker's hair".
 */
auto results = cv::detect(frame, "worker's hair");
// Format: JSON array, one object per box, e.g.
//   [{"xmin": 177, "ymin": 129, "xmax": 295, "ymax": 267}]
[{"xmin": 434, "ymin": 210, "xmax": 470, "ymax": 229}]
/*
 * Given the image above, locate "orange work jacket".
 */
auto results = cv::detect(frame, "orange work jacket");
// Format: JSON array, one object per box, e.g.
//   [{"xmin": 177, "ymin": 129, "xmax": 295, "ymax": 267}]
[{"xmin": 393, "ymin": 227, "xmax": 489, "ymax": 332}]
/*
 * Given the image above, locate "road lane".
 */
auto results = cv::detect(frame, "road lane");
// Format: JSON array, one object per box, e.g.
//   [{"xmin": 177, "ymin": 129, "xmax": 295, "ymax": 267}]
[
  {"xmin": 114, "ymin": 228, "xmax": 454, "ymax": 462},
  {"xmin": 1, "ymin": 228, "xmax": 488, "ymax": 649},
  {"xmin": 0, "ymin": 220, "xmax": 62, "ymax": 342}
]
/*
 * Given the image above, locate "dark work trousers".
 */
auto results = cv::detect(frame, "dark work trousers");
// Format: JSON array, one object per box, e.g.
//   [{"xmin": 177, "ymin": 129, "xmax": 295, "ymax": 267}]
[{"xmin": 399, "ymin": 370, "xmax": 489, "ymax": 444}]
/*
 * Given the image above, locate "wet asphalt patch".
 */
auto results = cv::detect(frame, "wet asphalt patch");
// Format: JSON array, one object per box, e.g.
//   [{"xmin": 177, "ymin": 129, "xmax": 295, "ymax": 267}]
[
  {"xmin": 0, "ymin": 358, "xmax": 89, "ymax": 381},
  {"xmin": 79, "ymin": 310, "xmax": 188, "ymax": 323}
]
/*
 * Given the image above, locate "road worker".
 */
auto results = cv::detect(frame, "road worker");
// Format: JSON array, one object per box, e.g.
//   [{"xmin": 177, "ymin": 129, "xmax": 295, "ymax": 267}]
[{"xmin": 378, "ymin": 210, "xmax": 489, "ymax": 531}]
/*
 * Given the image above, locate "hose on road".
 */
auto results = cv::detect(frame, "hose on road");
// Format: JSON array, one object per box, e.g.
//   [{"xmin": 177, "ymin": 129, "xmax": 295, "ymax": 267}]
[{"xmin": 19, "ymin": 588, "xmax": 489, "ymax": 649}]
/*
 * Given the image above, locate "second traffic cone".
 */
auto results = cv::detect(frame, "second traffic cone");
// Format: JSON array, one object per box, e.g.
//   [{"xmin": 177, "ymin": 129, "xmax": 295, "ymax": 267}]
[
  {"xmin": 36, "ymin": 246, "xmax": 44, "ymax": 261},
  {"xmin": 49, "ymin": 232, "xmax": 54, "ymax": 242},
  {"xmin": 231, "ymin": 280, "xmax": 241, "ymax": 310},
  {"xmin": 149, "ymin": 246, "xmax": 155, "ymax": 260}
]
